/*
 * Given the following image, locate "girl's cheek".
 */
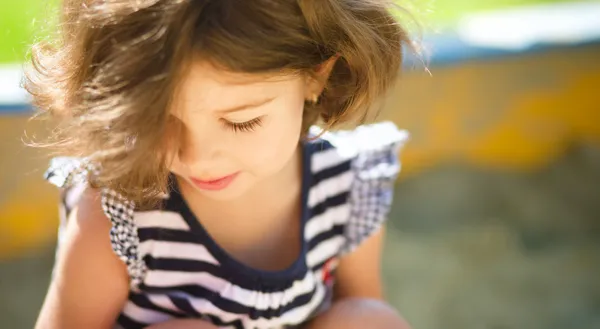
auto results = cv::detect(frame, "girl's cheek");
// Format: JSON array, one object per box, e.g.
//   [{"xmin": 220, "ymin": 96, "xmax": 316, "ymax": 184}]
[{"xmin": 167, "ymin": 156, "xmax": 185, "ymax": 177}]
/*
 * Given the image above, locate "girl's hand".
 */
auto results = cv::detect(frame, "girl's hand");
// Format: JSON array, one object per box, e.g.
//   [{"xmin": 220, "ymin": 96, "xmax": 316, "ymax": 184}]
[
  {"xmin": 146, "ymin": 319, "xmax": 218, "ymax": 329},
  {"xmin": 307, "ymin": 228, "xmax": 411, "ymax": 329},
  {"xmin": 305, "ymin": 298, "xmax": 410, "ymax": 329}
]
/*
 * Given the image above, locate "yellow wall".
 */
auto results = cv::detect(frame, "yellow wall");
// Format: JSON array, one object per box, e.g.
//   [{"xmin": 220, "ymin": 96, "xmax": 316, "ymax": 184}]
[
  {"xmin": 0, "ymin": 119, "xmax": 58, "ymax": 259},
  {"xmin": 381, "ymin": 44, "xmax": 600, "ymax": 176},
  {"xmin": 1, "ymin": 44, "xmax": 599, "ymax": 259}
]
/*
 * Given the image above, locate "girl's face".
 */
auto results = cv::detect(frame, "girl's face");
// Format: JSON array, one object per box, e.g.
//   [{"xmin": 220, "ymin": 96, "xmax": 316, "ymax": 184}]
[{"xmin": 169, "ymin": 60, "xmax": 320, "ymax": 201}]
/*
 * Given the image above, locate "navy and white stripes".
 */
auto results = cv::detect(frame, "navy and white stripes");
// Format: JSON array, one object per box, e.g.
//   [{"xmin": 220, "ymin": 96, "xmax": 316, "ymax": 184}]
[{"xmin": 45, "ymin": 122, "xmax": 407, "ymax": 329}]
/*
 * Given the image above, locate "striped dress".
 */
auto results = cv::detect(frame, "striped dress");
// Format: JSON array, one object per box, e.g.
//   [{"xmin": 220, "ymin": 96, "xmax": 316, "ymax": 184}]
[{"xmin": 45, "ymin": 122, "xmax": 408, "ymax": 329}]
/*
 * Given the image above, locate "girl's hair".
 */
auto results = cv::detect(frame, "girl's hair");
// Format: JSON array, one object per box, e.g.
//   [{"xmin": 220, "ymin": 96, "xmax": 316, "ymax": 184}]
[{"xmin": 24, "ymin": 0, "xmax": 412, "ymax": 206}]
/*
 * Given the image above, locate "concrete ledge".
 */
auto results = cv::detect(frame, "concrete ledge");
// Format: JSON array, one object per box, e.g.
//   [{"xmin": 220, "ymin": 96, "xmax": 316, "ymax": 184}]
[
  {"xmin": 0, "ymin": 64, "xmax": 29, "ymax": 115},
  {"xmin": 407, "ymin": 2, "xmax": 600, "ymax": 67}
]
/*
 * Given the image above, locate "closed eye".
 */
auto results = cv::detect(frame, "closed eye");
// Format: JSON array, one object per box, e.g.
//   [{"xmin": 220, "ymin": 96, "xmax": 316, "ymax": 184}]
[{"xmin": 223, "ymin": 117, "xmax": 263, "ymax": 133}]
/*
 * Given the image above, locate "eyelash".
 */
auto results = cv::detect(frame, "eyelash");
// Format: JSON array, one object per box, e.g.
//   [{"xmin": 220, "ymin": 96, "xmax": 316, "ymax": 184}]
[{"xmin": 224, "ymin": 117, "xmax": 263, "ymax": 133}]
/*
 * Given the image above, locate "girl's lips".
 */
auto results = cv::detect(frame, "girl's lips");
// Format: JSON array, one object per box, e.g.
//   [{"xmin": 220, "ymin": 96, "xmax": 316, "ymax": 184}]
[{"xmin": 189, "ymin": 173, "xmax": 239, "ymax": 191}]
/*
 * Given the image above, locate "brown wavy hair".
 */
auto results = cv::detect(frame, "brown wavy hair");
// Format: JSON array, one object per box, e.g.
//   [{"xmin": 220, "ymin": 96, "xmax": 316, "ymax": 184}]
[{"xmin": 24, "ymin": 0, "xmax": 413, "ymax": 206}]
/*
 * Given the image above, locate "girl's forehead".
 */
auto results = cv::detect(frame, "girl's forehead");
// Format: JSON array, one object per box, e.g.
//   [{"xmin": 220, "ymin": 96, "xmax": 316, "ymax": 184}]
[
  {"xmin": 174, "ymin": 60, "xmax": 303, "ymax": 114},
  {"xmin": 182, "ymin": 60, "xmax": 302, "ymax": 88}
]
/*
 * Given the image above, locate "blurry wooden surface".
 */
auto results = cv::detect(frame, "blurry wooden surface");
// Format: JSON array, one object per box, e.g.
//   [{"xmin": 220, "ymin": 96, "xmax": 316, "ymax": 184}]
[
  {"xmin": 0, "ymin": 117, "xmax": 57, "ymax": 259},
  {"xmin": 382, "ymin": 42, "xmax": 600, "ymax": 176}
]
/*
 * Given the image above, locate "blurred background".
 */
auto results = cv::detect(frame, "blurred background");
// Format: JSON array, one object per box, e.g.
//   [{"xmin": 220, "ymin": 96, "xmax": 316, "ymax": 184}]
[{"xmin": 1, "ymin": 0, "xmax": 599, "ymax": 328}]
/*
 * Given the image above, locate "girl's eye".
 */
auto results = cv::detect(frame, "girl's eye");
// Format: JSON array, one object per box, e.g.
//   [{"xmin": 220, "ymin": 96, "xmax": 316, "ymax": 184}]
[{"xmin": 223, "ymin": 117, "xmax": 263, "ymax": 133}]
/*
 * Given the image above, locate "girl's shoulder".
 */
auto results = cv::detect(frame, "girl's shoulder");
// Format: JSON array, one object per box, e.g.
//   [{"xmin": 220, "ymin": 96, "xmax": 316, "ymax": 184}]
[
  {"xmin": 44, "ymin": 156, "xmax": 145, "ymax": 288},
  {"xmin": 309, "ymin": 121, "xmax": 409, "ymax": 159},
  {"xmin": 306, "ymin": 121, "xmax": 409, "ymax": 254},
  {"xmin": 307, "ymin": 121, "xmax": 409, "ymax": 183}
]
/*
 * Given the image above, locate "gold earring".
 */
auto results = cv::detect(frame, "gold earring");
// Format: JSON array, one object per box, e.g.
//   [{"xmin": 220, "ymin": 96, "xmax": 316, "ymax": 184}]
[{"xmin": 311, "ymin": 94, "xmax": 319, "ymax": 104}]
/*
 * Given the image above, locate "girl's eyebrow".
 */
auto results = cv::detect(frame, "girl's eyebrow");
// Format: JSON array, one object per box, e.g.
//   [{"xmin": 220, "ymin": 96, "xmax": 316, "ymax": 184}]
[{"xmin": 216, "ymin": 96, "xmax": 276, "ymax": 114}]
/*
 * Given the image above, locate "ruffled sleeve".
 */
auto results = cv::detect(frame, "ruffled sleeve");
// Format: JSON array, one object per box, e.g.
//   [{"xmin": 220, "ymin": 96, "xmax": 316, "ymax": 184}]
[
  {"xmin": 44, "ymin": 157, "xmax": 146, "ymax": 289},
  {"xmin": 336, "ymin": 122, "xmax": 408, "ymax": 255},
  {"xmin": 44, "ymin": 157, "xmax": 93, "ymax": 189}
]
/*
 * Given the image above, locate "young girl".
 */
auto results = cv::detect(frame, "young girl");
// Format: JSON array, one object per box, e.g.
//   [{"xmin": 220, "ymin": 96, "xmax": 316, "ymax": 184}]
[{"xmin": 26, "ymin": 0, "xmax": 412, "ymax": 328}]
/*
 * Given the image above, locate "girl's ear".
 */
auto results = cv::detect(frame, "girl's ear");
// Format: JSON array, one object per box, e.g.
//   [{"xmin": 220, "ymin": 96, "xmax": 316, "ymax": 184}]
[{"xmin": 305, "ymin": 54, "xmax": 340, "ymax": 100}]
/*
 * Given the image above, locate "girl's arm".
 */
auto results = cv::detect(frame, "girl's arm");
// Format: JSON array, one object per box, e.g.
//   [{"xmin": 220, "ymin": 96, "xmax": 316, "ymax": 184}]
[
  {"xmin": 333, "ymin": 227, "xmax": 386, "ymax": 300},
  {"xmin": 305, "ymin": 226, "xmax": 411, "ymax": 329},
  {"xmin": 35, "ymin": 189, "xmax": 130, "ymax": 329},
  {"xmin": 146, "ymin": 319, "xmax": 218, "ymax": 329}
]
